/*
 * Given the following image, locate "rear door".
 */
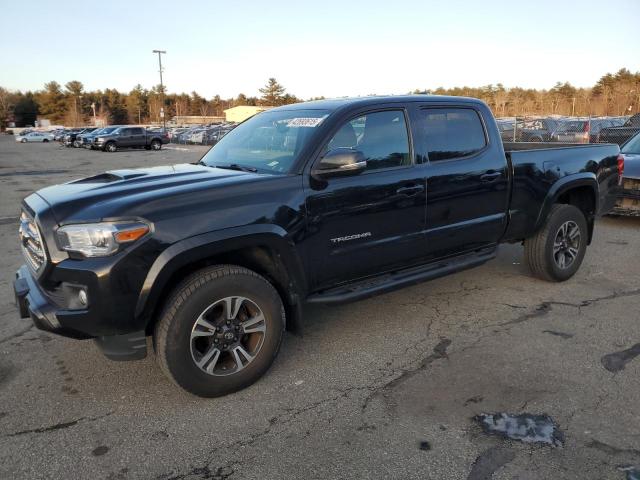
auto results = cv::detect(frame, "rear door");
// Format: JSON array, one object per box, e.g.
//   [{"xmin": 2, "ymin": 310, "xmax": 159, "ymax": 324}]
[
  {"xmin": 303, "ymin": 107, "xmax": 428, "ymax": 290},
  {"xmin": 415, "ymin": 106, "xmax": 509, "ymax": 261},
  {"xmin": 130, "ymin": 127, "xmax": 146, "ymax": 147}
]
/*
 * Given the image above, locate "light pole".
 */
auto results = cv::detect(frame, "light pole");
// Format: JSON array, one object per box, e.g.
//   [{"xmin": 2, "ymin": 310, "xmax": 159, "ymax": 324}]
[{"xmin": 152, "ymin": 49, "xmax": 166, "ymax": 130}]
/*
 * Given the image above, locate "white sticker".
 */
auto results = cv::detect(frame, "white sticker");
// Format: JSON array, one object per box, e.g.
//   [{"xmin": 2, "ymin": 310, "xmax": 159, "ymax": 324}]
[
  {"xmin": 286, "ymin": 117, "xmax": 324, "ymax": 128},
  {"xmin": 267, "ymin": 161, "xmax": 279, "ymax": 167}
]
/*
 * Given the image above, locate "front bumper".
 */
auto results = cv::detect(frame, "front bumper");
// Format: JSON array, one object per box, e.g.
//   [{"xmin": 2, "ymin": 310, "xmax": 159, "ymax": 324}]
[
  {"xmin": 13, "ymin": 265, "xmax": 147, "ymax": 360},
  {"xmin": 14, "ymin": 264, "xmax": 91, "ymax": 339}
]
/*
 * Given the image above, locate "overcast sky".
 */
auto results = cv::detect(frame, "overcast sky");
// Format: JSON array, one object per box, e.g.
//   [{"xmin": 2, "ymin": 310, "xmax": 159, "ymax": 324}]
[{"xmin": 1, "ymin": 0, "xmax": 639, "ymax": 99}]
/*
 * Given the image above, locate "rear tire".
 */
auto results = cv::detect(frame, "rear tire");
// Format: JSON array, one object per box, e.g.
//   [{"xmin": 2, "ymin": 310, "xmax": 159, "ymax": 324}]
[
  {"xmin": 154, "ymin": 265, "xmax": 285, "ymax": 397},
  {"xmin": 150, "ymin": 139, "xmax": 162, "ymax": 151},
  {"xmin": 524, "ymin": 204, "xmax": 588, "ymax": 282}
]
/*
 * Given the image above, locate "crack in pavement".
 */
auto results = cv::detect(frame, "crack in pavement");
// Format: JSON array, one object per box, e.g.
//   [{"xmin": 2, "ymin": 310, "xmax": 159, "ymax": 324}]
[
  {"xmin": 491, "ymin": 288, "xmax": 640, "ymax": 329},
  {"xmin": 5, "ymin": 411, "xmax": 114, "ymax": 437},
  {"xmin": 361, "ymin": 338, "xmax": 451, "ymax": 413},
  {"xmin": 586, "ymin": 439, "xmax": 640, "ymax": 458},
  {"xmin": 0, "ymin": 324, "xmax": 34, "ymax": 345}
]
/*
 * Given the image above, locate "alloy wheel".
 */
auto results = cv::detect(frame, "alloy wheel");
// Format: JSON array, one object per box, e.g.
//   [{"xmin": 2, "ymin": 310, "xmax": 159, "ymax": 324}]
[
  {"xmin": 553, "ymin": 220, "xmax": 580, "ymax": 269},
  {"xmin": 190, "ymin": 296, "xmax": 266, "ymax": 376}
]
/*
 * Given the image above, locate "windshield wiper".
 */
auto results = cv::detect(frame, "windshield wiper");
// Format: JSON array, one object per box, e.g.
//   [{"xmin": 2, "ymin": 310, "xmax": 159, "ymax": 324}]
[{"xmin": 214, "ymin": 163, "xmax": 258, "ymax": 173}]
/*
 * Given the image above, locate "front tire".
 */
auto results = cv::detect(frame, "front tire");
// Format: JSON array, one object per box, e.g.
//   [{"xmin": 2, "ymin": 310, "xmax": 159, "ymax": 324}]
[
  {"xmin": 21, "ymin": 138, "xmax": 27, "ymax": 143},
  {"xmin": 154, "ymin": 265, "xmax": 285, "ymax": 397},
  {"xmin": 43, "ymin": 139, "xmax": 49, "ymax": 143},
  {"xmin": 524, "ymin": 204, "xmax": 588, "ymax": 282},
  {"xmin": 104, "ymin": 141, "xmax": 117, "ymax": 153}
]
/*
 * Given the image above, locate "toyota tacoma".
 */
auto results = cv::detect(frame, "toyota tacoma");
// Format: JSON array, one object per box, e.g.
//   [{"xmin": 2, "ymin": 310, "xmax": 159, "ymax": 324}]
[{"xmin": 13, "ymin": 96, "xmax": 622, "ymax": 397}]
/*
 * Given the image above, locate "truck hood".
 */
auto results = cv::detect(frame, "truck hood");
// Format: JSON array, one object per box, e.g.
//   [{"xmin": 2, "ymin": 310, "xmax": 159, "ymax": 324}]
[
  {"xmin": 35, "ymin": 163, "xmax": 263, "ymax": 223},
  {"xmin": 622, "ymin": 153, "xmax": 640, "ymax": 179}
]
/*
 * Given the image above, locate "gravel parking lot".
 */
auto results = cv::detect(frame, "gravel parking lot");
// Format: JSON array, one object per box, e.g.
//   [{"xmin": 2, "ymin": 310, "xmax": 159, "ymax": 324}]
[{"xmin": 1, "ymin": 135, "xmax": 640, "ymax": 479}]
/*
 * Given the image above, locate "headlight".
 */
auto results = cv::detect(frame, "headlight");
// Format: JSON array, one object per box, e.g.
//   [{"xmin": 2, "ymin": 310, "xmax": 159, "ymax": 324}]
[
  {"xmin": 56, "ymin": 222, "xmax": 150, "ymax": 257},
  {"xmin": 96, "ymin": 137, "xmax": 105, "ymax": 142}
]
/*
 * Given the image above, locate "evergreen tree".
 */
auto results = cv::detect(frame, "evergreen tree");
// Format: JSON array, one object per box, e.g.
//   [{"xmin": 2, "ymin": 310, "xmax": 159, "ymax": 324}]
[
  {"xmin": 38, "ymin": 81, "xmax": 67, "ymax": 123},
  {"xmin": 259, "ymin": 78, "xmax": 286, "ymax": 106},
  {"xmin": 13, "ymin": 92, "xmax": 39, "ymax": 127}
]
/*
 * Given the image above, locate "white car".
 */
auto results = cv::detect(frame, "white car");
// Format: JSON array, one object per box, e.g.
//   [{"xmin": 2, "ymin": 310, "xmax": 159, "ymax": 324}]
[{"xmin": 15, "ymin": 132, "xmax": 55, "ymax": 143}]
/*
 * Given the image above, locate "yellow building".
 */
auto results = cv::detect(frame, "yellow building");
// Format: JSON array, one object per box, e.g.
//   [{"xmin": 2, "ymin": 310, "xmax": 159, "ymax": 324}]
[{"xmin": 223, "ymin": 105, "xmax": 272, "ymax": 123}]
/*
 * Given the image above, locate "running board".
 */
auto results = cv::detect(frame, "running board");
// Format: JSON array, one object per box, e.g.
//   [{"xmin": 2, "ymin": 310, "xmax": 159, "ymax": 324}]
[{"xmin": 306, "ymin": 248, "xmax": 497, "ymax": 305}]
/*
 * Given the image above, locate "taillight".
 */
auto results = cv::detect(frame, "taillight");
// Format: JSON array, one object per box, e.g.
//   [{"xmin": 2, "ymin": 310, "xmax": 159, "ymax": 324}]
[{"xmin": 618, "ymin": 154, "xmax": 625, "ymax": 185}]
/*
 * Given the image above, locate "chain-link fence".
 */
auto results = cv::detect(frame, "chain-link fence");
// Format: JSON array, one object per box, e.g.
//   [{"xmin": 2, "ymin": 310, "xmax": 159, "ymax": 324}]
[{"xmin": 496, "ymin": 114, "xmax": 640, "ymax": 146}]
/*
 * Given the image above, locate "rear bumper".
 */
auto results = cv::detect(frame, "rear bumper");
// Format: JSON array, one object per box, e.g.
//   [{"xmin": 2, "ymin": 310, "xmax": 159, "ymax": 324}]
[
  {"xmin": 13, "ymin": 265, "xmax": 147, "ymax": 360},
  {"xmin": 611, "ymin": 178, "xmax": 640, "ymax": 215}
]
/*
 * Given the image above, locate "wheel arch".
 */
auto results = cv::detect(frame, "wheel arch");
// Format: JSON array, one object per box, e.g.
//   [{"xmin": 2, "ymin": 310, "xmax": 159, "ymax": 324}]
[
  {"xmin": 535, "ymin": 173, "xmax": 598, "ymax": 244},
  {"xmin": 137, "ymin": 225, "xmax": 307, "ymax": 335}
]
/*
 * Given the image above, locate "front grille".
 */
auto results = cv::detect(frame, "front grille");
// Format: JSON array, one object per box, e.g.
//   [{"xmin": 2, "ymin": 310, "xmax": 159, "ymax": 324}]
[{"xmin": 19, "ymin": 211, "xmax": 47, "ymax": 274}]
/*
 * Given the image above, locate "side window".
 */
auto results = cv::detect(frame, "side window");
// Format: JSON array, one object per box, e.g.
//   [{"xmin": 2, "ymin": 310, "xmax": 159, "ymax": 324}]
[
  {"xmin": 326, "ymin": 110, "xmax": 410, "ymax": 171},
  {"xmin": 420, "ymin": 108, "xmax": 486, "ymax": 162},
  {"xmin": 119, "ymin": 128, "xmax": 130, "ymax": 135},
  {"xmin": 132, "ymin": 128, "xmax": 144, "ymax": 135}
]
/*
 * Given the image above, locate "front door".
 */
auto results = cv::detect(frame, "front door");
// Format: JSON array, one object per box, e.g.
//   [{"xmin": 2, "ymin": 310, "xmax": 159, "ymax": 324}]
[
  {"xmin": 415, "ymin": 106, "xmax": 510, "ymax": 260},
  {"xmin": 303, "ymin": 108, "xmax": 427, "ymax": 290}
]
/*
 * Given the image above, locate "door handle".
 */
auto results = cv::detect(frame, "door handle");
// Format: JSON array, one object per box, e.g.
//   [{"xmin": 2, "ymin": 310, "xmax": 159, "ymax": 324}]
[
  {"xmin": 480, "ymin": 171, "xmax": 502, "ymax": 182},
  {"xmin": 396, "ymin": 185, "xmax": 425, "ymax": 196}
]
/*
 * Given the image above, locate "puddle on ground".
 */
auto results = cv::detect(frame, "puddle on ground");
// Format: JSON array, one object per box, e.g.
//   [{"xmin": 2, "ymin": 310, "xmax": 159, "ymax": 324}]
[
  {"xmin": 602, "ymin": 344, "xmax": 640, "ymax": 372},
  {"xmin": 619, "ymin": 466, "xmax": 640, "ymax": 480},
  {"xmin": 474, "ymin": 413, "xmax": 564, "ymax": 447}
]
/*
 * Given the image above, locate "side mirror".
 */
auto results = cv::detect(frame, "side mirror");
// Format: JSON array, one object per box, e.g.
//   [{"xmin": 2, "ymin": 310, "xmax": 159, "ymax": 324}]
[{"xmin": 312, "ymin": 148, "xmax": 367, "ymax": 177}]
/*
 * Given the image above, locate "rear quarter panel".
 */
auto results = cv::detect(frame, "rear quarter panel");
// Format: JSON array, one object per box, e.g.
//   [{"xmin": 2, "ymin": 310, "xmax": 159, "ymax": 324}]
[{"xmin": 503, "ymin": 143, "xmax": 620, "ymax": 241}]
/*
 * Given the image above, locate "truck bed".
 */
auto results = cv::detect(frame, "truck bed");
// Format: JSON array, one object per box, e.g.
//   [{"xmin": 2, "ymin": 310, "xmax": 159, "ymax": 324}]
[{"xmin": 501, "ymin": 142, "xmax": 621, "ymax": 242}]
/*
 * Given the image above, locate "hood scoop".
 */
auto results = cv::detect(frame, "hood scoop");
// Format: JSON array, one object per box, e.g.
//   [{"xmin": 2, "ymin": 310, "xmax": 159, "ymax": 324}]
[{"xmin": 70, "ymin": 173, "xmax": 127, "ymax": 184}]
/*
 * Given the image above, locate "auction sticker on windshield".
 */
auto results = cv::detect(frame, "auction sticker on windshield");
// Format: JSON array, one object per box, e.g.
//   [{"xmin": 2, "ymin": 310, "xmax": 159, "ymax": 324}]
[{"xmin": 286, "ymin": 117, "xmax": 325, "ymax": 128}]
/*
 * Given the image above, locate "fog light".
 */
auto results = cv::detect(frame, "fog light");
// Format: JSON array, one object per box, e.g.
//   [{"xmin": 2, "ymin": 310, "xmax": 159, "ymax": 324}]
[{"xmin": 78, "ymin": 289, "xmax": 88, "ymax": 306}]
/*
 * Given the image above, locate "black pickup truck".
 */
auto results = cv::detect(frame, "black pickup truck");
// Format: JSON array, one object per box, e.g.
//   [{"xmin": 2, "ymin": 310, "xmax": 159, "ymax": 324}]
[
  {"xmin": 598, "ymin": 113, "xmax": 640, "ymax": 145},
  {"xmin": 93, "ymin": 126, "xmax": 169, "ymax": 152},
  {"xmin": 13, "ymin": 96, "xmax": 621, "ymax": 397}
]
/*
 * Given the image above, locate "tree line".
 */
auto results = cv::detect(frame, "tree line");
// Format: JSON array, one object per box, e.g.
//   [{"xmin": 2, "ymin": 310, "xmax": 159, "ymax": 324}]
[
  {"xmin": 417, "ymin": 68, "xmax": 640, "ymax": 118},
  {"xmin": 1, "ymin": 69, "xmax": 638, "ymax": 128}
]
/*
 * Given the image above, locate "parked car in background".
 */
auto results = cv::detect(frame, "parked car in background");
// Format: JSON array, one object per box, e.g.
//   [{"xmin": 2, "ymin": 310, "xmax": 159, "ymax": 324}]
[
  {"xmin": 80, "ymin": 126, "xmax": 123, "ymax": 149},
  {"xmin": 63, "ymin": 128, "xmax": 97, "ymax": 147},
  {"xmin": 515, "ymin": 117, "xmax": 564, "ymax": 142},
  {"xmin": 612, "ymin": 131, "xmax": 640, "ymax": 215},
  {"xmin": 597, "ymin": 114, "xmax": 640, "ymax": 145},
  {"xmin": 93, "ymin": 126, "xmax": 169, "ymax": 152},
  {"xmin": 551, "ymin": 118, "xmax": 619, "ymax": 143},
  {"xmin": 54, "ymin": 129, "xmax": 71, "ymax": 142},
  {"xmin": 496, "ymin": 120, "xmax": 515, "ymax": 142},
  {"xmin": 15, "ymin": 131, "xmax": 55, "ymax": 143}
]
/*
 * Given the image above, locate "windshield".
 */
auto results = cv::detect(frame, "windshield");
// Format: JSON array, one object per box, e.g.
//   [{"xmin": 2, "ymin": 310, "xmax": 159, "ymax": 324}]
[
  {"xmin": 622, "ymin": 133, "xmax": 640, "ymax": 154},
  {"xmin": 200, "ymin": 109, "xmax": 330, "ymax": 174}
]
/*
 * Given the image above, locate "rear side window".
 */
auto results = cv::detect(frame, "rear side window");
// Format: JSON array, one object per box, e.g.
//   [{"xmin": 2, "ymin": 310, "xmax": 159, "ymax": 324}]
[
  {"xmin": 131, "ymin": 128, "xmax": 144, "ymax": 135},
  {"xmin": 419, "ymin": 108, "xmax": 487, "ymax": 161}
]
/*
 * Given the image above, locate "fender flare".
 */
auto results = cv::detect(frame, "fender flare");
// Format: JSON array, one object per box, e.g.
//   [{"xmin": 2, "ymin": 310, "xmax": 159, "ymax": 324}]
[
  {"xmin": 534, "ymin": 172, "xmax": 599, "ymax": 233},
  {"xmin": 135, "ymin": 224, "xmax": 308, "ymax": 326}
]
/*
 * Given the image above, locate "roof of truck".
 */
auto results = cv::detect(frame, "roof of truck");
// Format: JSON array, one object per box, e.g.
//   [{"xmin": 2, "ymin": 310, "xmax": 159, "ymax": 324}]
[{"xmin": 269, "ymin": 95, "xmax": 486, "ymax": 112}]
